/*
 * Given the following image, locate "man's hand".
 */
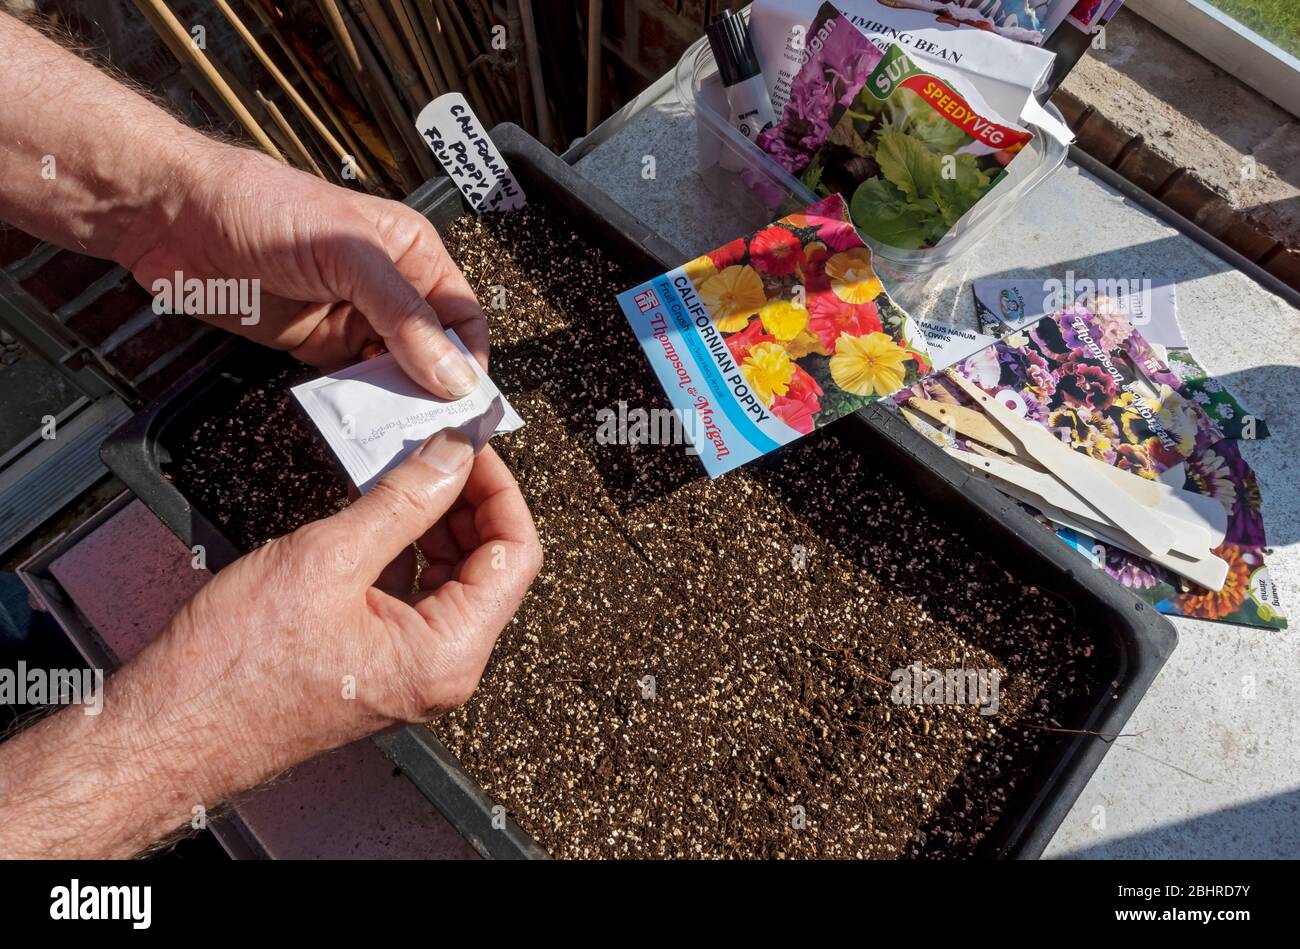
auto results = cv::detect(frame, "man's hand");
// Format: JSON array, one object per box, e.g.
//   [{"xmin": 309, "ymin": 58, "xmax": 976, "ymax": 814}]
[
  {"xmin": 0, "ymin": 436, "xmax": 541, "ymax": 859},
  {"xmin": 0, "ymin": 11, "xmax": 484, "ymax": 400},
  {"xmin": 121, "ymin": 146, "xmax": 489, "ymax": 399}
]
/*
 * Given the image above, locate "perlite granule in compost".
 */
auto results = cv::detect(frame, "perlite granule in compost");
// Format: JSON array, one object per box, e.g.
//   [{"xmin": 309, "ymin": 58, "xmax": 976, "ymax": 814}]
[{"xmin": 171, "ymin": 201, "xmax": 1105, "ymax": 859}]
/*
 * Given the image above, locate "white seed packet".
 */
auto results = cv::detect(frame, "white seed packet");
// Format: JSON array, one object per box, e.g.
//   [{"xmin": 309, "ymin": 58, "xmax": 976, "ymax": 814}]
[
  {"xmin": 291, "ymin": 330, "xmax": 524, "ymax": 492},
  {"xmin": 915, "ymin": 317, "xmax": 1001, "ymax": 370}
]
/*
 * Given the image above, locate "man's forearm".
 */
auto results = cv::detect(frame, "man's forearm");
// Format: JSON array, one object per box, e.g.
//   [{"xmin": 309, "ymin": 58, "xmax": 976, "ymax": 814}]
[
  {"xmin": 0, "ymin": 11, "xmax": 221, "ymax": 267},
  {"xmin": 0, "ymin": 617, "xmax": 288, "ymax": 860},
  {"xmin": 0, "ymin": 649, "xmax": 225, "ymax": 859}
]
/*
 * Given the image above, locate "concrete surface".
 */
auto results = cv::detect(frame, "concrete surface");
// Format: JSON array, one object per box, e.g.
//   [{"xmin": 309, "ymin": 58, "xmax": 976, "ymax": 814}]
[
  {"xmin": 1066, "ymin": 11, "xmax": 1298, "ymax": 226},
  {"xmin": 44, "ymin": 499, "xmax": 476, "ymax": 860},
  {"xmin": 575, "ymin": 92, "xmax": 1300, "ymax": 858},
  {"xmin": 1058, "ymin": 9, "xmax": 1299, "ymax": 281}
]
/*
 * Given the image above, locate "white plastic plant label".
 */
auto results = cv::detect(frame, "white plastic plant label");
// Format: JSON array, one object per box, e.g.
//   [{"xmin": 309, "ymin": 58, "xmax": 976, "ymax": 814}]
[
  {"xmin": 416, "ymin": 92, "xmax": 526, "ymax": 213},
  {"xmin": 291, "ymin": 330, "xmax": 524, "ymax": 491}
]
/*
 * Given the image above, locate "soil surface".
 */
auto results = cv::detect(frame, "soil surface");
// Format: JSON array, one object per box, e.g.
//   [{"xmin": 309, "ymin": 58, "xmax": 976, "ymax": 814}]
[
  {"xmin": 172, "ymin": 202, "xmax": 1106, "ymax": 859},
  {"xmin": 176, "ymin": 363, "xmax": 350, "ymax": 550}
]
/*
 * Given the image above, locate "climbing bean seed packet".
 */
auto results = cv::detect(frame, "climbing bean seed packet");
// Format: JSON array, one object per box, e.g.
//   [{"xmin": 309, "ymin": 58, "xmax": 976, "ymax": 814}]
[
  {"xmin": 894, "ymin": 301, "xmax": 1287, "ymax": 630},
  {"xmin": 758, "ymin": 4, "xmax": 1034, "ymax": 251},
  {"xmin": 616, "ymin": 193, "xmax": 930, "ymax": 477}
]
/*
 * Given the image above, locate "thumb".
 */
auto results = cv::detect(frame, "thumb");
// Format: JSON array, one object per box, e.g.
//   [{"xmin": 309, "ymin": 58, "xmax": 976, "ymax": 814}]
[
  {"xmin": 331, "ymin": 428, "xmax": 476, "ymax": 579},
  {"xmin": 341, "ymin": 242, "xmax": 479, "ymax": 400}
]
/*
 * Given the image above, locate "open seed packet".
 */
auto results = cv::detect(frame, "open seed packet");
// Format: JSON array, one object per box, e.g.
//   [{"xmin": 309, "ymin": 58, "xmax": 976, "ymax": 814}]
[
  {"xmin": 759, "ymin": 5, "xmax": 1035, "ymax": 251},
  {"xmin": 894, "ymin": 305, "xmax": 1287, "ymax": 630},
  {"xmin": 292, "ymin": 329, "xmax": 524, "ymax": 492},
  {"xmin": 617, "ymin": 193, "xmax": 930, "ymax": 477}
]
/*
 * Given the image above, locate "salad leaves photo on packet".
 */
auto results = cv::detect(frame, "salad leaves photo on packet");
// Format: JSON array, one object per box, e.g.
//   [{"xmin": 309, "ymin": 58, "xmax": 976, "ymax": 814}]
[{"xmin": 759, "ymin": 4, "xmax": 1035, "ymax": 251}]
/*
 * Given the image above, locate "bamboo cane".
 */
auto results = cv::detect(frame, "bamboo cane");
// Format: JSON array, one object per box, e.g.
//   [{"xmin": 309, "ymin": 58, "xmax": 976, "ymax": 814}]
[
  {"xmin": 506, "ymin": 0, "xmax": 537, "ymax": 136},
  {"xmin": 256, "ymin": 90, "xmax": 326, "ymax": 177},
  {"xmin": 344, "ymin": 0, "xmax": 440, "ymax": 180},
  {"xmin": 389, "ymin": 0, "xmax": 444, "ymax": 98},
  {"xmin": 132, "ymin": 0, "xmax": 283, "ymax": 159},
  {"xmin": 317, "ymin": 0, "xmax": 364, "ymax": 76},
  {"xmin": 211, "ymin": 0, "xmax": 379, "ymax": 187},
  {"xmin": 466, "ymin": 0, "xmax": 514, "ymax": 116},
  {"xmin": 411, "ymin": 0, "xmax": 455, "ymax": 92},
  {"xmin": 419, "ymin": 0, "xmax": 461, "ymax": 96},
  {"xmin": 355, "ymin": 0, "xmax": 429, "ymax": 108},
  {"xmin": 517, "ymin": 0, "xmax": 555, "ymax": 146},
  {"xmin": 333, "ymin": 0, "xmax": 424, "ymax": 191},
  {"xmin": 131, "ymin": 3, "xmax": 242, "ymax": 134},
  {"xmin": 248, "ymin": 0, "xmax": 395, "ymax": 185},
  {"xmin": 586, "ymin": 0, "xmax": 602, "ymax": 133},
  {"xmin": 432, "ymin": 0, "xmax": 497, "ymax": 123}
]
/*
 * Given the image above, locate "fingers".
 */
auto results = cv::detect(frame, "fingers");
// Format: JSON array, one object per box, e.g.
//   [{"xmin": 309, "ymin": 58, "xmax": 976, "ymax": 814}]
[
  {"xmin": 421, "ymin": 228, "xmax": 490, "ymax": 371},
  {"xmin": 327, "ymin": 428, "xmax": 477, "ymax": 580},
  {"xmin": 413, "ymin": 448, "xmax": 541, "ymax": 633},
  {"xmin": 340, "ymin": 241, "xmax": 479, "ymax": 400}
]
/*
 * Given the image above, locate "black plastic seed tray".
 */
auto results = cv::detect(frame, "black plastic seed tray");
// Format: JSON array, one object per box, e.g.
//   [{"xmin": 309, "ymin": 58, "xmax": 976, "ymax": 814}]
[{"xmin": 102, "ymin": 124, "xmax": 1175, "ymax": 860}]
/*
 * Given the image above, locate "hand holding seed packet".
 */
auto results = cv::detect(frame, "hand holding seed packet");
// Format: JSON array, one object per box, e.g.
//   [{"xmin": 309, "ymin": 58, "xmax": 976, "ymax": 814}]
[{"xmin": 617, "ymin": 193, "xmax": 930, "ymax": 477}]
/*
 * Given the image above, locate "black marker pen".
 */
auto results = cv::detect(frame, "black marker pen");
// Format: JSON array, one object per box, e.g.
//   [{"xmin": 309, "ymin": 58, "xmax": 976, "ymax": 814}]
[{"xmin": 706, "ymin": 9, "xmax": 776, "ymax": 145}]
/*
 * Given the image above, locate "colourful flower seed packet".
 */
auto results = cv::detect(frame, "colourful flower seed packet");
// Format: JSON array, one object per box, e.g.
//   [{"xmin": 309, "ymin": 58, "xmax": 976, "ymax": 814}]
[
  {"xmin": 894, "ymin": 304, "xmax": 1286, "ymax": 630},
  {"xmin": 969, "ymin": 278, "xmax": 1267, "ymax": 440},
  {"xmin": 971, "ymin": 276, "xmax": 1186, "ymax": 350},
  {"xmin": 1166, "ymin": 349, "xmax": 1269, "ymax": 441},
  {"xmin": 617, "ymin": 194, "xmax": 931, "ymax": 477}
]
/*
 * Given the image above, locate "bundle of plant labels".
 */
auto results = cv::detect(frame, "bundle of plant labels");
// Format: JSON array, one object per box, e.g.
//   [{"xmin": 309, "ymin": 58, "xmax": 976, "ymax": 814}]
[
  {"xmin": 616, "ymin": 193, "xmax": 931, "ymax": 477},
  {"xmin": 894, "ymin": 304, "xmax": 1286, "ymax": 630},
  {"xmin": 758, "ymin": 4, "xmax": 1036, "ymax": 251}
]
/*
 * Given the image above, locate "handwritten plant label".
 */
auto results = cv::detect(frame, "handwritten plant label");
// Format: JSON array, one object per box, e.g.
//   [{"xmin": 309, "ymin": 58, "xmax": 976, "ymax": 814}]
[{"xmin": 416, "ymin": 93, "xmax": 525, "ymax": 213}]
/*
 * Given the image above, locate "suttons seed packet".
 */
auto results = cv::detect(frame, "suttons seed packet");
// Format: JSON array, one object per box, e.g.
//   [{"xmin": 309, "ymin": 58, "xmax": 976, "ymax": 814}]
[
  {"xmin": 617, "ymin": 194, "xmax": 931, "ymax": 477},
  {"xmin": 759, "ymin": 5, "xmax": 1035, "ymax": 251},
  {"xmin": 895, "ymin": 305, "xmax": 1287, "ymax": 630}
]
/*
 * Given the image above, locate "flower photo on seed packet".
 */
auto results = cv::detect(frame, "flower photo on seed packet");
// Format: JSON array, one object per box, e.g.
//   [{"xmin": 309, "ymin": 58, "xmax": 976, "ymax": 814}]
[
  {"xmin": 683, "ymin": 195, "xmax": 930, "ymax": 434},
  {"xmin": 895, "ymin": 300, "xmax": 1287, "ymax": 630}
]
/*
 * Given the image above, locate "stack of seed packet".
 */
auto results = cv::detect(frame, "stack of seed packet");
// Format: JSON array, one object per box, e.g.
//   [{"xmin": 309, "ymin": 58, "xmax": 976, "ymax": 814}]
[
  {"xmin": 897, "ymin": 299, "xmax": 1286, "ymax": 630},
  {"xmin": 757, "ymin": 4, "xmax": 1036, "ymax": 251},
  {"xmin": 973, "ymin": 277, "xmax": 1269, "ymax": 440}
]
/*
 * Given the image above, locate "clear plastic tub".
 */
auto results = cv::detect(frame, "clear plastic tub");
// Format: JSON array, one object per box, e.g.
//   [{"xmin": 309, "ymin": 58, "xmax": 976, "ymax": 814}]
[{"xmin": 674, "ymin": 32, "xmax": 1069, "ymax": 288}]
